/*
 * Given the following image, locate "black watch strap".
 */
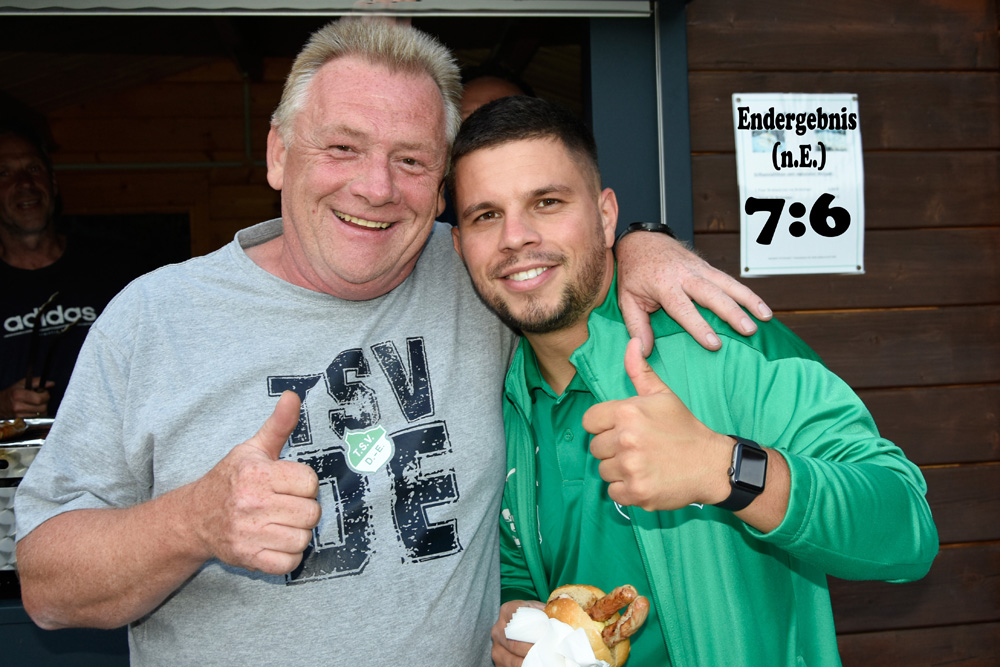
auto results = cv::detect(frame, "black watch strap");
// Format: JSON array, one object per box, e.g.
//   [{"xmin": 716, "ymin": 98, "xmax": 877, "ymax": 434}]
[
  {"xmin": 715, "ymin": 481, "xmax": 760, "ymax": 512},
  {"xmin": 715, "ymin": 437, "xmax": 768, "ymax": 512},
  {"xmin": 615, "ymin": 221, "xmax": 676, "ymax": 244}
]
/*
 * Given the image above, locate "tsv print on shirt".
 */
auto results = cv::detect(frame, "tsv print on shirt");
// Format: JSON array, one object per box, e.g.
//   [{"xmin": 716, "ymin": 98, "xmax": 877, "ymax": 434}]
[{"xmin": 267, "ymin": 337, "xmax": 462, "ymax": 584}]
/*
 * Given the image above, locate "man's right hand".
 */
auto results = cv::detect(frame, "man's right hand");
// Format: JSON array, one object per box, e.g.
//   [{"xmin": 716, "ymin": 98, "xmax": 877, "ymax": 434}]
[
  {"xmin": 0, "ymin": 378, "xmax": 52, "ymax": 418},
  {"xmin": 492, "ymin": 600, "xmax": 546, "ymax": 667},
  {"xmin": 188, "ymin": 391, "xmax": 321, "ymax": 574},
  {"xmin": 17, "ymin": 390, "xmax": 323, "ymax": 631}
]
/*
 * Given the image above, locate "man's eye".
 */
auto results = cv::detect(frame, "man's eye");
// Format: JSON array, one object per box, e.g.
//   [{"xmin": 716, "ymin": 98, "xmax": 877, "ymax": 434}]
[
  {"xmin": 474, "ymin": 211, "xmax": 500, "ymax": 223},
  {"xmin": 538, "ymin": 198, "xmax": 560, "ymax": 208}
]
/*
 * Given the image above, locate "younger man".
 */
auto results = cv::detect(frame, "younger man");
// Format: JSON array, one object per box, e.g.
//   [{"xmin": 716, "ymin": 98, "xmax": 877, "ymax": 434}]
[{"xmin": 448, "ymin": 96, "xmax": 938, "ymax": 667}]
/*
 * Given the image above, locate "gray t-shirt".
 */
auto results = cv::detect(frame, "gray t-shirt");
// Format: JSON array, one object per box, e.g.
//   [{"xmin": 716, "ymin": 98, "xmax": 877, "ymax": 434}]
[{"xmin": 16, "ymin": 220, "xmax": 514, "ymax": 666}]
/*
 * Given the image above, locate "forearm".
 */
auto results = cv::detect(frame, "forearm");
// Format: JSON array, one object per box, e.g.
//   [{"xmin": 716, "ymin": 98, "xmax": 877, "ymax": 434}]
[
  {"xmin": 733, "ymin": 447, "xmax": 791, "ymax": 534},
  {"xmin": 17, "ymin": 483, "xmax": 209, "ymax": 630},
  {"xmin": 759, "ymin": 451, "xmax": 938, "ymax": 581}
]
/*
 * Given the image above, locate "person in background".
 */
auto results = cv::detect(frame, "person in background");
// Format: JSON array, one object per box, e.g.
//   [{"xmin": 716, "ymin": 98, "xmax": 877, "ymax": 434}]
[
  {"xmin": 0, "ymin": 123, "xmax": 138, "ymax": 418},
  {"xmin": 459, "ymin": 64, "xmax": 534, "ymax": 122},
  {"xmin": 15, "ymin": 19, "xmax": 771, "ymax": 666},
  {"xmin": 438, "ymin": 63, "xmax": 533, "ymax": 226},
  {"xmin": 447, "ymin": 96, "xmax": 938, "ymax": 667}
]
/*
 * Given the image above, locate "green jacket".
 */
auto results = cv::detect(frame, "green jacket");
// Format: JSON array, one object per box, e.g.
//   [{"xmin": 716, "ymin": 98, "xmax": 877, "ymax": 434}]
[{"xmin": 499, "ymin": 288, "xmax": 938, "ymax": 666}]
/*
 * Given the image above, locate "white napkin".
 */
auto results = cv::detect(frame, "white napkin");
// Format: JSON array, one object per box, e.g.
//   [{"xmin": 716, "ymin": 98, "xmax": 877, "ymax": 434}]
[{"xmin": 504, "ymin": 607, "xmax": 609, "ymax": 667}]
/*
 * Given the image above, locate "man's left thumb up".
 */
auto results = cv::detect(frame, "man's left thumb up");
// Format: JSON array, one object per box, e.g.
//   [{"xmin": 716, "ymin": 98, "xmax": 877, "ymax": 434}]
[{"xmin": 624, "ymin": 337, "xmax": 670, "ymax": 396}]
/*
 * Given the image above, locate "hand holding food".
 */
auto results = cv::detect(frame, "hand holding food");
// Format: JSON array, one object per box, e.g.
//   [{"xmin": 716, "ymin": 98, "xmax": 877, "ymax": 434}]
[{"xmin": 543, "ymin": 584, "xmax": 650, "ymax": 666}]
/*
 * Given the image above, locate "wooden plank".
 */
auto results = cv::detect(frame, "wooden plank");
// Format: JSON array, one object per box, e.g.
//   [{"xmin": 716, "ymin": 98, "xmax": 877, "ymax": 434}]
[
  {"xmin": 160, "ymin": 59, "xmax": 243, "ymax": 83},
  {"xmin": 687, "ymin": 0, "xmax": 1000, "ymax": 71},
  {"xmin": 190, "ymin": 216, "xmax": 255, "ymax": 259},
  {"xmin": 54, "ymin": 170, "xmax": 210, "ymax": 212},
  {"xmin": 694, "ymin": 228, "xmax": 1000, "ymax": 310},
  {"xmin": 857, "ymin": 386, "xmax": 1000, "ymax": 466},
  {"xmin": 49, "ymin": 117, "xmax": 248, "ymax": 155},
  {"xmin": 689, "ymin": 72, "xmax": 1000, "ymax": 152},
  {"xmin": 262, "ymin": 57, "xmax": 295, "ymax": 83},
  {"xmin": 208, "ymin": 184, "xmax": 281, "ymax": 220},
  {"xmin": 837, "ymin": 621, "xmax": 1000, "ymax": 667},
  {"xmin": 207, "ymin": 166, "xmax": 271, "ymax": 186},
  {"xmin": 53, "ymin": 152, "xmax": 261, "ymax": 165},
  {"xmin": 48, "ymin": 83, "xmax": 249, "ymax": 119},
  {"xmin": 830, "ymin": 544, "xmax": 1000, "ymax": 632},
  {"xmin": 691, "ymin": 151, "xmax": 1000, "ymax": 232},
  {"xmin": 778, "ymin": 306, "xmax": 1000, "ymax": 389},
  {"xmin": 923, "ymin": 465, "xmax": 1000, "ymax": 544}
]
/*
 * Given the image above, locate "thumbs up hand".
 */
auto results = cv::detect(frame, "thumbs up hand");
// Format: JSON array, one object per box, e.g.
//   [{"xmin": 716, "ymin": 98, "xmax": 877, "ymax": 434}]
[
  {"xmin": 188, "ymin": 391, "xmax": 321, "ymax": 574},
  {"xmin": 582, "ymin": 338, "xmax": 733, "ymax": 511}
]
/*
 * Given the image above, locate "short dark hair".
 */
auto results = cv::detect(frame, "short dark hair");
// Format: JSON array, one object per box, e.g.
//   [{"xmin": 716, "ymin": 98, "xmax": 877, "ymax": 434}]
[{"xmin": 448, "ymin": 96, "xmax": 599, "ymax": 195}]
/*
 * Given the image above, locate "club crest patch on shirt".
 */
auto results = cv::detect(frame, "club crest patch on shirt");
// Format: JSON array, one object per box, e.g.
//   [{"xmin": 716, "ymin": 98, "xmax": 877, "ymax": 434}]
[{"xmin": 344, "ymin": 424, "xmax": 395, "ymax": 474}]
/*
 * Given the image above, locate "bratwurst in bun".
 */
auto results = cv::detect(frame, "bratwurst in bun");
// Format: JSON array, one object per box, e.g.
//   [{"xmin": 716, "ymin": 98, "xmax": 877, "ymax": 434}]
[{"xmin": 543, "ymin": 584, "xmax": 650, "ymax": 666}]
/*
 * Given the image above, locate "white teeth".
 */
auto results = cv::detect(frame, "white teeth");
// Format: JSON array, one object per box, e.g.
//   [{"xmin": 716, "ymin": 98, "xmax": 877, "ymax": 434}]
[
  {"xmin": 337, "ymin": 211, "xmax": 391, "ymax": 229},
  {"xmin": 508, "ymin": 267, "xmax": 548, "ymax": 282}
]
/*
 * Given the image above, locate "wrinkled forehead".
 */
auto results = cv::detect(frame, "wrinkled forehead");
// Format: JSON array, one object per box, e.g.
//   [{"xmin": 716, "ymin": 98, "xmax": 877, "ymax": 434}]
[{"xmin": 304, "ymin": 56, "xmax": 449, "ymax": 147}]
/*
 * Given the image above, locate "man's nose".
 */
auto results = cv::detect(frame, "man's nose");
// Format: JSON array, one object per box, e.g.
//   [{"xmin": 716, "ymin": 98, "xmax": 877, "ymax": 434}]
[
  {"xmin": 500, "ymin": 212, "xmax": 542, "ymax": 252},
  {"xmin": 14, "ymin": 170, "xmax": 38, "ymax": 188},
  {"xmin": 350, "ymin": 155, "xmax": 400, "ymax": 207}
]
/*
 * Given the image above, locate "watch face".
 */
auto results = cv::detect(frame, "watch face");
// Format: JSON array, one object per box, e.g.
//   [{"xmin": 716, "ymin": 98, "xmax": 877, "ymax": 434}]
[{"xmin": 734, "ymin": 445, "xmax": 767, "ymax": 490}]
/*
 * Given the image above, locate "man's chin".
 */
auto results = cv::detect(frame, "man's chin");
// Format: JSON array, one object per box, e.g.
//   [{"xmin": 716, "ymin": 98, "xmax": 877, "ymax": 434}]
[{"xmin": 494, "ymin": 302, "xmax": 577, "ymax": 335}]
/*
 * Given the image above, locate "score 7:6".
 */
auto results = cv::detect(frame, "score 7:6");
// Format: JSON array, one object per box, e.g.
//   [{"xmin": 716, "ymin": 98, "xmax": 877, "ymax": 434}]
[{"xmin": 745, "ymin": 193, "xmax": 851, "ymax": 246}]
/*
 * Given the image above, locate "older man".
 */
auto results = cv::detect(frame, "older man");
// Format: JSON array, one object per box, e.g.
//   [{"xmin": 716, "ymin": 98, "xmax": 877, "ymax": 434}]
[{"xmin": 16, "ymin": 19, "xmax": 768, "ymax": 666}]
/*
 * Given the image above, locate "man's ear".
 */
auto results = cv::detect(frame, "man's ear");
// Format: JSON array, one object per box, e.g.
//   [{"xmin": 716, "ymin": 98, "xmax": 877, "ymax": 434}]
[
  {"xmin": 451, "ymin": 225, "xmax": 465, "ymax": 260},
  {"xmin": 437, "ymin": 180, "xmax": 447, "ymax": 218},
  {"xmin": 598, "ymin": 187, "xmax": 619, "ymax": 248},
  {"xmin": 266, "ymin": 126, "xmax": 286, "ymax": 191}
]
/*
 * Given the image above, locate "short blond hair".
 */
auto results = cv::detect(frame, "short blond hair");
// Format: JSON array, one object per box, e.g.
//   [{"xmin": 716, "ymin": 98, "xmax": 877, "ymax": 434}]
[{"xmin": 272, "ymin": 18, "xmax": 461, "ymax": 145}]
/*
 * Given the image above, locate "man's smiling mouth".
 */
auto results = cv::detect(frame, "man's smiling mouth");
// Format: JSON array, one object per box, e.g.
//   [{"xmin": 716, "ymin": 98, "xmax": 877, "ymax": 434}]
[
  {"xmin": 335, "ymin": 211, "xmax": 392, "ymax": 230},
  {"xmin": 507, "ymin": 267, "xmax": 549, "ymax": 282}
]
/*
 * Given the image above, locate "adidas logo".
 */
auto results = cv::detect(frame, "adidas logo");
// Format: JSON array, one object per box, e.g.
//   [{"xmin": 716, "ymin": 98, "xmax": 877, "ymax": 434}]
[{"xmin": 4, "ymin": 304, "xmax": 98, "ymax": 334}]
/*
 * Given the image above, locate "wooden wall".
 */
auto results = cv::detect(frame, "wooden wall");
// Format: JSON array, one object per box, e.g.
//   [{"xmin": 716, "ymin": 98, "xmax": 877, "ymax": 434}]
[
  {"xmin": 685, "ymin": 0, "xmax": 1000, "ymax": 664},
  {"xmin": 50, "ymin": 57, "xmax": 288, "ymax": 257}
]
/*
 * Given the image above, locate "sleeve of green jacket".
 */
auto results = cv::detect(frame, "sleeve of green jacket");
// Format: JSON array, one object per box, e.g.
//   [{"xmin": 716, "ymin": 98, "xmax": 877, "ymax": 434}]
[
  {"xmin": 499, "ymin": 501, "xmax": 539, "ymax": 604},
  {"xmin": 717, "ymin": 336, "xmax": 938, "ymax": 582}
]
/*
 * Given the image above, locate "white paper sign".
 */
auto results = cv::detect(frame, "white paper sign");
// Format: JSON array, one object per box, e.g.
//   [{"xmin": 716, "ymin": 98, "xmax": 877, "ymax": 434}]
[{"xmin": 732, "ymin": 93, "xmax": 865, "ymax": 276}]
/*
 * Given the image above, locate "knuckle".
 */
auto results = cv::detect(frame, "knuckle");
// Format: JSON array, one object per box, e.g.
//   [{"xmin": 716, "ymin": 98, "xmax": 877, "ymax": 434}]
[
  {"xmin": 618, "ymin": 401, "xmax": 644, "ymax": 421},
  {"xmin": 308, "ymin": 502, "xmax": 323, "ymax": 528},
  {"xmin": 296, "ymin": 528, "xmax": 315, "ymax": 552},
  {"xmin": 617, "ymin": 428, "xmax": 643, "ymax": 452}
]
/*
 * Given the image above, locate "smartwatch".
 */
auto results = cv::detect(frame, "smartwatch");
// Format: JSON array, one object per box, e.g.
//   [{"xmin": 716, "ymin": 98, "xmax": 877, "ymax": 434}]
[
  {"xmin": 714, "ymin": 437, "xmax": 768, "ymax": 512},
  {"xmin": 615, "ymin": 221, "xmax": 677, "ymax": 244}
]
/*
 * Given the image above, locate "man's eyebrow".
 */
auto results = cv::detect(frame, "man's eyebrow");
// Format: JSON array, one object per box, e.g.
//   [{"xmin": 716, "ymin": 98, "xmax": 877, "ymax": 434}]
[
  {"xmin": 530, "ymin": 184, "xmax": 573, "ymax": 198},
  {"xmin": 312, "ymin": 125, "xmax": 437, "ymax": 154},
  {"xmin": 458, "ymin": 184, "xmax": 574, "ymax": 221},
  {"xmin": 460, "ymin": 200, "xmax": 499, "ymax": 221},
  {"xmin": 313, "ymin": 124, "xmax": 366, "ymax": 142}
]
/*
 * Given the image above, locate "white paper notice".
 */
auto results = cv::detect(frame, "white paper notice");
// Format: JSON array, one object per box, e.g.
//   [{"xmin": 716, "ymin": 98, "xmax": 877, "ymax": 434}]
[{"xmin": 732, "ymin": 93, "xmax": 865, "ymax": 277}]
